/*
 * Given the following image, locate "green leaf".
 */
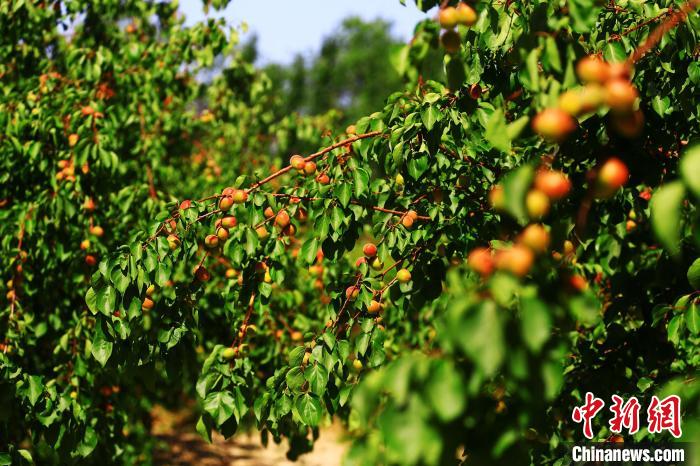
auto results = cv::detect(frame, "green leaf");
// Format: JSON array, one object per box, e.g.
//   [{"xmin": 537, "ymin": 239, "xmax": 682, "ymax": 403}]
[
  {"xmin": 295, "ymin": 393, "xmax": 322, "ymax": 426},
  {"xmin": 203, "ymin": 391, "xmax": 236, "ymax": 426},
  {"xmin": 27, "ymin": 375, "xmax": 43, "ymax": 406},
  {"xmin": 650, "ymin": 181, "xmax": 685, "ymax": 257},
  {"xmin": 425, "ymin": 360, "xmax": 465, "ymax": 422},
  {"xmin": 506, "ymin": 116, "xmax": 530, "ymax": 140},
  {"xmin": 305, "ymin": 363, "xmax": 329, "ymax": 395},
  {"xmin": 91, "ymin": 322, "xmax": 113, "ymax": 367},
  {"xmin": 85, "ymin": 288, "xmax": 97, "ymax": 314},
  {"xmin": 300, "ymin": 238, "xmax": 319, "ymax": 266},
  {"xmin": 484, "ymin": 109, "xmax": 510, "ymax": 152},
  {"xmin": 421, "ymin": 105, "xmax": 440, "ymax": 131},
  {"xmin": 285, "ymin": 367, "xmax": 305, "ymax": 391},
  {"xmin": 685, "ymin": 302, "xmax": 699, "ymax": 335},
  {"xmin": 0, "ymin": 453, "xmax": 11, "ymax": 466},
  {"xmin": 637, "ymin": 377, "xmax": 653, "ymax": 392},
  {"xmin": 680, "ymin": 144, "xmax": 700, "ymax": 198},
  {"xmin": 687, "ymin": 259, "xmax": 700, "ymax": 289},
  {"xmin": 353, "ymin": 168, "xmax": 370, "ymax": 199},
  {"xmin": 458, "ymin": 301, "xmax": 504, "ymax": 377},
  {"xmin": 76, "ymin": 427, "xmax": 98, "ymax": 457},
  {"xmin": 96, "ymin": 285, "xmax": 117, "ymax": 316},
  {"xmin": 336, "ymin": 183, "xmax": 352, "ymax": 208},
  {"xmin": 520, "ymin": 298, "xmax": 551, "ymax": 353},
  {"xmin": 603, "ymin": 42, "xmax": 626, "ymax": 63},
  {"xmin": 502, "ymin": 164, "xmax": 535, "ymax": 225}
]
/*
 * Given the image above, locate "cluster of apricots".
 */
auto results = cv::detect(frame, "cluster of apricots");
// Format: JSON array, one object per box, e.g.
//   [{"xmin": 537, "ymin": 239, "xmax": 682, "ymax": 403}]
[
  {"xmin": 290, "ymin": 155, "xmax": 317, "ymax": 178},
  {"xmin": 438, "ymin": 3, "xmax": 479, "ymax": 54},
  {"xmin": 533, "ymin": 56, "xmax": 642, "ymax": 142},
  {"xmin": 490, "ymin": 168, "xmax": 572, "ymax": 220}
]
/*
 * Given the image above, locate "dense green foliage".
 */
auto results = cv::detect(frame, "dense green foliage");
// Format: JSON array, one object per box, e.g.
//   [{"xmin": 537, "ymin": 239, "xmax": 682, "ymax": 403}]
[
  {"xmin": 263, "ymin": 17, "xmax": 407, "ymax": 125},
  {"xmin": 1, "ymin": 0, "xmax": 699, "ymax": 465}
]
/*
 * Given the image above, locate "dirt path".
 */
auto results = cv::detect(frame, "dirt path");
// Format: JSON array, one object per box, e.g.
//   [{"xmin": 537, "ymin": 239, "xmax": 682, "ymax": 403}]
[{"xmin": 151, "ymin": 405, "xmax": 347, "ymax": 466}]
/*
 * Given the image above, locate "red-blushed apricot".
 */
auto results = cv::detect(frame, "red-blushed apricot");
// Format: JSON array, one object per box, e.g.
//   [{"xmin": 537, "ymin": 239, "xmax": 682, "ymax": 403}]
[
  {"xmin": 441, "ymin": 30, "xmax": 461, "ymax": 54},
  {"xmin": 218, "ymin": 195, "xmax": 233, "ymax": 211},
  {"xmin": 221, "ymin": 216, "xmax": 237, "ymax": 228},
  {"xmin": 90, "ymin": 225, "xmax": 104, "ymax": 237},
  {"xmin": 526, "ymin": 190, "xmax": 550, "ymax": 219},
  {"xmin": 355, "ymin": 256, "xmax": 367, "ymax": 268},
  {"xmin": 438, "ymin": 6, "xmax": 459, "ymax": 28},
  {"xmin": 456, "ymin": 3, "xmax": 478, "ymax": 26},
  {"xmin": 367, "ymin": 300, "xmax": 382, "ymax": 314},
  {"xmin": 610, "ymin": 110, "xmax": 644, "ymax": 138},
  {"xmin": 316, "ymin": 173, "xmax": 330, "ymax": 185},
  {"xmin": 605, "ymin": 79, "xmax": 638, "ymax": 114},
  {"xmin": 595, "ymin": 157, "xmax": 629, "ymax": 198},
  {"xmin": 489, "ymin": 185, "xmax": 505, "ymax": 210},
  {"xmin": 195, "ymin": 266, "xmax": 211, "ymax": 282},
  {"xmin": 68, "ymin": 133, "xmax": 79, "ymax": 147},
  {"xmin": 518, "ymin": 224, "xmax": 550, "ymax": 254},
  {"xmin": 80, "ymin": 239, "xmax": 90, "ymax": 250},
  {"xmin": 346, "ymin": 286, "xmax": 360, "ymax": 301},
  {"xmin": 467, "ymin": 247, "xmax": 494, "ymax": 277},
  {"xmin": 232, "ymin": 189, "xmax": 248, "ymax": 204},
  {"xmin": 346, "ymin": 124, "xmax": 357, "ymax": 135},
  {"xmin": 303, "ymin": 161, "xmax": 317, "ymax": 175},
  {"xmin": 290, "ymin": 155, "xmax": 305, "ymax": 170},
  {"xmin": 495, "ymin": 245, "xmax": 534, "ymax": 277},
  {"xmin": 179, "ymin": 199, "xmax": 192, "ymax": 210},
  {"xmin": 256, "ymin": 226, "xmax": 269, "ymax": 240},
  {"xmin": 142, "ymin": 297, "xmax": 154, "ymax": 310},
  {"xmin": 626, "ymin": 219, "xmax": 637, "ymax": 232},
  {"xmin": 532, "ymin": 108, "xmax": 577, "ymax": 142},
  {"xmin": 222, "ymin": 347, "xmax": 236, "ymax": 360},
  {"xmin": 579, "ymin": 84, "xmax": 605, "ymax": 113},
  {"xmin": 204, "ymin": 234, "xmax": 219, "ymax": 249},
  {"xmin": 85, "ymin": 254, "xmax": 97, "ymax": 266},
  {"xmin": 534, "ymin": 170, "xmax": 571, "ymax": 200},
  {"xmin": 558, "ymin": 89, "xmax": 584, "ymax": 116},
  {"xmin": 283, "ymin": 224, "xmax": 296, "ymax": 237},
  {"xmin": 216, "ymin": 227, "xmax": 229, "ymax": 241},
  {"xmin": 264, "ymin": 206, "xmax": 275, "ymax": 218},
  {"xmin": 222, "ymin": 187, "xmax": 235, "ymax": 196},
  {"xmin": 167, "ymin": 234, "xmax": 180, "ymax": 250},
  {"xmin": 83, "ymin": 197, "xmax": 96, "ymax": 212},
  {"xmin": 607, "ymin": 62, "xmax": 632, "ymax": 81},
  {"xmin": 568, "ymin": 274, "xmax": 588, "ymax": 292},
  {"xmin": 225, "ymin": 268, "xmax": 238, "ymax": 279},
  {"xmin": 275, "ymin": 210, "xmax": 291, "ymax": 228},
  {"xmin": 363, "ymin": 242, "xmax": 377, "ymax": 257},
  {"xmin": 396, "ymin": 268, "xmax": 412, "ymax": 283},
  {"xmin": 576, "ymin": 56, "xmax": 609, "ymax": 84}
]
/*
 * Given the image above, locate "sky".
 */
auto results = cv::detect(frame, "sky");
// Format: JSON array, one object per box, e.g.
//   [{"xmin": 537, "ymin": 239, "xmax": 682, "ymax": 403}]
[{"xmin": 180, "ymin": 0, "xmax": 433, "ymax": 65}]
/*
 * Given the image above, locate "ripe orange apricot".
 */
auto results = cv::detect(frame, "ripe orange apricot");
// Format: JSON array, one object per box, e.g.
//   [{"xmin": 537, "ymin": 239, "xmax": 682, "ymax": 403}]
[
  {"xmin": 456, "ymin": 3, "xmax": 478, "ymax": 26},
  {"xmin": 496, "ymin": 245, "xmax": 534, "ymax": 277},
  {"xmin": 605, "ymin": 79, "xmax": 638, "ymax": 114},
  {"xmin": 275, "ymin": 210, "xmax": 291, "ymax": 228},
  {"xmin": 467, "ymin": 247, "xmax": 494, "ymax": 277},
  {"xmin": 218, "ymin": 196, "xmax": 233, "ymax": 211},
  {"xmin": 363, "ymin": 242, "xmax": 377, "ymax": 257},
  {"xmin": 396, "ymin": 268, "xmax": 412, "ymax": 283},
  {"xmin": 525, "ymin": 190, "xmax": 550, "ymax": 219},
  {"xmin": 576, "ymin": 56, "xmax": 609, "ymax": 84},
  {"xmin": 346, "ymin": 286, "xmax": 360, "ymax": 301},
  {"xmin": 290, "ymin": 155, "xmax": 305, "ymax": 170},
  {"xmin": 441, "ymin": 30, "xmax": 461, "ymax": 54},
  {"xmin": 534, "ymin": 170, "xmax": 571, "ymax": 200},
  {"xmin": 532, "ymin": 108, "xmax": 577, "ymax": 142},
  {"xmin": 595, "ymin": 157, "xmax": 629, "ymax": 199},
  {"xmin": 438, "ymin": 6, "xmax": 459, "ymax": 29},
  {"xmin": 519, "ymin": 224, "xmax": 550, "ymax": 254}
]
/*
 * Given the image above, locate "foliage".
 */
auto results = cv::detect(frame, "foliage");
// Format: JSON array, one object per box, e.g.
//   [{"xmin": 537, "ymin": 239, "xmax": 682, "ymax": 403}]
[
  {"xmin": 1, "ymin": 0, "xmax": 699, "ymax": 465},
  {"xmin": 263, "ymin": 17, "xmax": 408, "ymax": 125}
]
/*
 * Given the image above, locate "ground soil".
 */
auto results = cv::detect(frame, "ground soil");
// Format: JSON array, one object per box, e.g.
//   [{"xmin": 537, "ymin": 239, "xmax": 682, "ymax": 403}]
[{"xmin": 151, "ymin": 405, "xmax": 347, "ymax": 466}]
